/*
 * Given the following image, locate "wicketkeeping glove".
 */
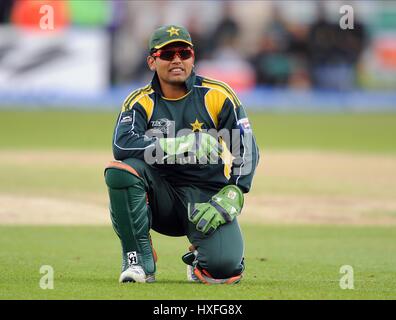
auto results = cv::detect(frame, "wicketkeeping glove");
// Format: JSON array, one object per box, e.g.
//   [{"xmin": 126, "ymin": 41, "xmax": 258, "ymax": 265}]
[
  {"xmin": 159, "ymin": 132, "xmax": 221, "ymax": 161},
  {"xmin": 188, "ymin": 185, "xmax": 244, "ymax": 235}
]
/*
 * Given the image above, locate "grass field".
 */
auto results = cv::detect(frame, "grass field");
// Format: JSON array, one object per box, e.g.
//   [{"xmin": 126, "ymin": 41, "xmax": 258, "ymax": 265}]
[
  {"xmin": 1, "ymin": 110, "xmax": 396, "ymax": 299},
  {"xmin": 1, "ymin": 110, "xmax": 396, "ymax": 153},
  {"xmin": 1, "ymin": 225, "xmax": 395, "ymax": 299}
]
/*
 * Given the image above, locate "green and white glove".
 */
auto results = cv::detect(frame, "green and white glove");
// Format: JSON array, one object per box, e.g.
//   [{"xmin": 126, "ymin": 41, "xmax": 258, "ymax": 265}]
[
  {"xmin": 188, "ymin": 185, "xmax": 244, "ymax": 235},
  {"xmin": 159, "ymin": 132, "xmax": 221, "ymax": 161}
]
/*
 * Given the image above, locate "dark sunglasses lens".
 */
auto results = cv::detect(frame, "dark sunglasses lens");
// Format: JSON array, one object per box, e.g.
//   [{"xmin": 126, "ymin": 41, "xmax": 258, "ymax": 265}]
[
  {"xmin": 179, "ymin": 49, "xmax": 193, "ymax": 60},
  {"xmin": 158, "ymin": 49, "xmax": 193, "ymax": 60},
  {"xmin": 159, "ymin": 51, "xmax": 176, "ymax": 60}
]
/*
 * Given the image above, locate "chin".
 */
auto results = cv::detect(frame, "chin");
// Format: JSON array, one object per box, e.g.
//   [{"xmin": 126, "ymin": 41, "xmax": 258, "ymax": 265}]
[{"xmin": 168, "ymin": 76, "xmax": 187, "ymax": 84}]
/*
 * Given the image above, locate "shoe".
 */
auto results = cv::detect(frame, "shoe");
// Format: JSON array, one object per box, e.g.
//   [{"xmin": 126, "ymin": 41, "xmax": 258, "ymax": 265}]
[
  {"xmin": 119, "ymin": 233, "xmax": 157, "ymax": 283},
  {"xmin": 119, "ymin": 265, "xmax": 155, "ymax": 283},
  {"xmin": 182, "ymin": 246, "xmax": 199, "ymax": 282},
  {"xmin": 182, "ymin": 245, "xmax": 242, "ymax": 285},
  {"xmin": 187, "ymin": 264, "xmax": 200, "ymax": 282},
  {"xmin": 192, "ymin": 266, "xmax": 242, "ymax": 284}
]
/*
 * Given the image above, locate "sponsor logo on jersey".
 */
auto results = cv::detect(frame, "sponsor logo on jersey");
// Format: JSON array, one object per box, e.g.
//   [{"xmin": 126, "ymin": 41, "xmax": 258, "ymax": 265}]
[
  {"xmin": 150, "ymin": 118, "xmax": 173, "ymax": 134},
  {"xmin": 121, "ymin": 115, "xmax": 133, "ymax": 123}
]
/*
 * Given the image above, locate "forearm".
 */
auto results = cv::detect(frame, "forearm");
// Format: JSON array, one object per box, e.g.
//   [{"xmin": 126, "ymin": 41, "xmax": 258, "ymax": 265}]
[
  {"xmin": 113, "ymin": 136, "xmax": 157, "ymax": 161},
  {"xmin": 112, "ymin": 108, "xmax": 157, "ymax": 161},
  {"xmin": 230, "ymin": 134, "xmax": 260, "ymax": 193}
]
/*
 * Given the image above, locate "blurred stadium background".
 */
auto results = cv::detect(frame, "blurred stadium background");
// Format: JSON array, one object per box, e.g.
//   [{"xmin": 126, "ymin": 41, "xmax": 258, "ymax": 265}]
[{"xmin": 0, "ymin": 0, "xmax": 396, "ymax": 110}]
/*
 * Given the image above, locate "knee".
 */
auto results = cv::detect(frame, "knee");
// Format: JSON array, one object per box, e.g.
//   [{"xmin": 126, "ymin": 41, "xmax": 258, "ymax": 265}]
[
  {"xmin": 104, "ymin": 160, "xmax": 143, "ymax": 189},
  {"xmin": 199, "ymin": 253, "xmax": 243, "ymax": 279}
]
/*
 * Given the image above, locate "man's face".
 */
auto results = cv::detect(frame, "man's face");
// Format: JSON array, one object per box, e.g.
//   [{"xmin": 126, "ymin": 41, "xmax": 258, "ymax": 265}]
[{"xmin": 147, "ymin": 43, "xmax": 195, "ymax": 85}]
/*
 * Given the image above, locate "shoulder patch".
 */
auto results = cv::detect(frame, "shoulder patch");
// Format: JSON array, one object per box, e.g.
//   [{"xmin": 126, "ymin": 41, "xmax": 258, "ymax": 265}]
[
  {"xmin": 122, "ymin": 84, "xmax": 150, "ymax": 110},
  {"xmin": 136, "ymin": 94, "xmax": 155, "ymax": 121},
  {"xmin": 201, "ymin": 77, "xmax": 242, "ymax": 108},
  {"xmin": 203, "ymin": 88, "xmax": 227, "ymax": 128},
  {"xmin": 122, "ymin": 85, "xmax": 154, "ymax": 121}
]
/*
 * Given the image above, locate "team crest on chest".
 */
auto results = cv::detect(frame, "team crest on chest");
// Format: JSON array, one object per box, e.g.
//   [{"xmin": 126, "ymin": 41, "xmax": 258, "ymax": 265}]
[{"xmin": 190, "ymin": 119, "xmax": 204, "ymax": 132}]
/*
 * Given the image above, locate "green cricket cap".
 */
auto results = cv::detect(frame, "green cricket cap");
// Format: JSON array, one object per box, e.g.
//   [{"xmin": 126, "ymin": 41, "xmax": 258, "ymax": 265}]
[{"xmin": 149, "ymin": 25, "xmax": 193, "ymax": 51}]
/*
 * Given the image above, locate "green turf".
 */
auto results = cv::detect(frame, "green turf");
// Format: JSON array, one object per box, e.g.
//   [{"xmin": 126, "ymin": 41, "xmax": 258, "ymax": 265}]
[
  {"xmin": 0, "ymin": 160, "xmax": 108, "ymax": 196},
  {"xmin": 0, "ymin": 110, "xmax": 115, "ymax": 150},
  {"xmin": 249, "ymin": 112, "xmax": 396, "ymax": 153},
  {"xmin": 0, "ymin": 225, "xmax": 395, "ymax": 299},
  {"xmin": 1, "ymin": 109, "xmax": 395, "ymax": 300},
  {"xmin": 1, "ymin": 110, "xmax": 396, "ymax": 153}
]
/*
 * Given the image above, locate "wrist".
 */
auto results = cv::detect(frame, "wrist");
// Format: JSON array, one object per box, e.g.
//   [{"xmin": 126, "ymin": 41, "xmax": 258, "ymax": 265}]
[{"xmin": 215, "ymin": 185, "xmax": 244, "ymax": 213}]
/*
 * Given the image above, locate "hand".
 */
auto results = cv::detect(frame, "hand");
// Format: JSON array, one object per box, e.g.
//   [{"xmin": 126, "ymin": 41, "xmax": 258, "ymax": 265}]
[
  {"xmin": 159, "ymin": 132, "xmax": 221, "ymax": 161},
  {"xmin": 188, "ymin": 185, "xmax": 244, "ymax": 235}
]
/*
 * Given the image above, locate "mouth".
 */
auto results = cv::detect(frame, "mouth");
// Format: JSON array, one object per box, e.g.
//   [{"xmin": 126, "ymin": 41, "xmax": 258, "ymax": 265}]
[{"xmin": 169, "ymin": 67, "xmax": 184, "ymax": 75}]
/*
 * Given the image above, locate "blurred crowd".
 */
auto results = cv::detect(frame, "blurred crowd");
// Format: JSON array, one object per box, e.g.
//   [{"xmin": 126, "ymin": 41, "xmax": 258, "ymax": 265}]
[
  {"xmin": 0, "ymin": 0, "xmax": 390, "ymax": 91},
  {"xmin": 248, "ymin": 4, "xmax": 367, "ymax": 90},
  {"xmin": 110, "ymin": 1, "xmax": 369, "ymax": 91}
]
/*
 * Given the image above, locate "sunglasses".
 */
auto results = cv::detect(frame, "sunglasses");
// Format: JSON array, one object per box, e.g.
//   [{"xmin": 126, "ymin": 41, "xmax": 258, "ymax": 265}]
[{"xmin": 152, "ymin": 47, "xmax": 194, "ymax": 61}]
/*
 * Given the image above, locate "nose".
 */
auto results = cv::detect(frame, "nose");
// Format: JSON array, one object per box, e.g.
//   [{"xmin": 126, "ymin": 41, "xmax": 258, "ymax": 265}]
[{"xmin": 171, "ymin": 53, "xmax": 182, "ymax": 63}]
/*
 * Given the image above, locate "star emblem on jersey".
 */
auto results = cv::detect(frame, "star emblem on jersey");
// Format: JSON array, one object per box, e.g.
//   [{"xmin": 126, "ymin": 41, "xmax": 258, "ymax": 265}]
[
  {"xmin": 190, "ymin": 119, "xmax": 204, "ymax": 132},
  {"xmin": 166, "ymin": 26, "xmax": 180, "ymax": 37}
]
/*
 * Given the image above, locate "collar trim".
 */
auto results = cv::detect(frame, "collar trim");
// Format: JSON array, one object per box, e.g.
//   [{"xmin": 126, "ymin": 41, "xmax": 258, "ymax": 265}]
[{"xmin": 161, "ymin": 90, "xmax": 192, "ymax": 101}]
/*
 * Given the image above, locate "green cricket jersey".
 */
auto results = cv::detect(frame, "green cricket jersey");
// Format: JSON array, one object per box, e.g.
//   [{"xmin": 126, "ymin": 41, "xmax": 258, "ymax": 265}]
[{"xmin": 112, "ymin": 71, "xmax": 259, "ymax": 193}]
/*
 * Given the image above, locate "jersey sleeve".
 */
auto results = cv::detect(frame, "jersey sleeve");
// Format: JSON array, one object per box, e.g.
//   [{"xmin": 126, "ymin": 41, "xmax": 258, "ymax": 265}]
[
  {"xmin": 112, "ymin": 101, "xmax": 157, "ymax": 161},
  {"xmin": 217, "ymin": 98, "xmax": 260, "ymax": 193}
]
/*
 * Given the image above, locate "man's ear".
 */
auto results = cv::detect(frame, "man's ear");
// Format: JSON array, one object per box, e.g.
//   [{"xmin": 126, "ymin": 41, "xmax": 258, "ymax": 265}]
[{"xmin": 147, "ymin": 56, "xmax": 156, "ymax": 71}]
